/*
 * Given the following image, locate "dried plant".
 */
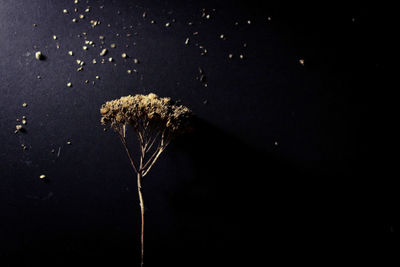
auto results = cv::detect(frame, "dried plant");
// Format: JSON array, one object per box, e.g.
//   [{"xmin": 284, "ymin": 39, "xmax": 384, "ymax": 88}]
[{"xmin": 100, "ymin": 93, "xmax": 192, "ymax": 267}]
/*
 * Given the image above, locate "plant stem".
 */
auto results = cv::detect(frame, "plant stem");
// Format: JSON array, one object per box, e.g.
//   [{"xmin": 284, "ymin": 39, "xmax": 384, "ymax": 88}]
[{"xmin": 137, "ymin": 171, "xmax": 144, "ymax": 267}]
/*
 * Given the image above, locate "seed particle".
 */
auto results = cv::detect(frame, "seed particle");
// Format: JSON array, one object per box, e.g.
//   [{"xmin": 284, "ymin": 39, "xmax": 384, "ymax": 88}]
[
  {"xmin": 108, "ymin": 57, "xmax": 113, "ymax": 62},
  {"xmin": 92, "ymin": 59, "xmax": 97, "ymax": 64},
  {"xmin": 228, "ymin": 54, "xmax": 233, "ymax": 59},
  {"xmin": 79, "ymin": 14, "xmax": 85, "ymax": 19},
  {"xmin": 184, "ymin": 38, "xmax": 189, "ymax": 45},
  {"xmin": 67, "ymin": 82, "xmax": 72, "ymax": 87},
  {"xmin": 22, "ymin": 103, "xmax": 27, "ymax": 107},
  {"xmin": 165, "ymin": 22, "xmax": 170, "ymax": 27},
  {"xmin": 63, "ymin": 9, "xmax": 68, "ymax": 14},
  {"xmin": 121, "ymin": 53, "xmax": 127, "ymax": 58},
  {"xmin": 72, "ymin": 18, "xmax": 77, "ymax": 22},
  {"xmin": 299, "ymin": 59, "xmax": 305, "ymax": 65},
  {"xmin": 68, "ymin": 51, "xmax": 73, "ymax": 56},
  {"xmin": 39, "ymin": 174, "xmax": 46, "ymax": 179},
  {"xmin": 35, "ymin": 51, "xmax": 43, "ymax": 60},
  {"xmin": 52, "ymin": 35, "xmax": 57, "ymax": 40},
  {"xmin": 133, "ymin": 58, "xmax": 139, "ymax": 64},
  {"xmin": 110, "ymin": 43, "xmax": 116, "ymax": 48},
  {"xmin": 100, "ymin": 48, "xmax": 108, "ymax": 56},
  {"xmin": 83, "ymin": 46, "xmax": 88, "ymax": 50},
  {"xmin": 67, "ymin": 141, "xmax": 71, "ymax": 145}
]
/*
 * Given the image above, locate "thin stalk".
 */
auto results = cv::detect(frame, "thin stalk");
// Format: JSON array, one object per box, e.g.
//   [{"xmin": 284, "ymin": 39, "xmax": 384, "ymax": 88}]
[{"xmin": 137, "ymin": 171, "xmax": 145, "ymax": 267}]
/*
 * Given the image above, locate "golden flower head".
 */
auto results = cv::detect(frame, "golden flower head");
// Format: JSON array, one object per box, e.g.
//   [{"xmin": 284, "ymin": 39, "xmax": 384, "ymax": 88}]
[{"xmin": 100, "ymin": 93, "xmax": 192, "ymax": 134}]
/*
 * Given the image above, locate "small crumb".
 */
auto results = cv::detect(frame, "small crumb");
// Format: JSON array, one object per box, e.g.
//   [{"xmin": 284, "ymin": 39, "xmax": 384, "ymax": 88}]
[
  {"xmin": 85, "ymin": 8, "xmax": 90, "ymax": 13},
  {"xmin": 133, "ymin": 58, "xmax": 139, "ymax": 64},
  {"xmin": 79, "ymin": 14, "xmax": 85, "ymax": 19},
  {"xmin": 72, "ymin": 18, "xmax": 77, "ymax": 22},
  {"xmin": 299, "ymin": 59, "xmax": 305, "ymax": 65},
  {"xmin": 127, "ymin": 69, "xmax": 132, "ymax": 74},
  {"xmin": 39, "ymin": 174, "xmax": 46, "ymax": 179},
  {"xmin": 33, "ymin": 23, "xmax": 37, "ymax": 27},
  {"xmin": 267, "ymin": 16, "xmax": 272, "ymax": 21},
  {"xmin": 151, "ymin": 20, "xmax": 155, "ymax": 24},
  {"xmin": 108, "ymin": 57, "xmax": 113, "ymax": 62},
  {"xmin": 274, "ymin": 141, "xmax": 279, "ymax": 146},
  {"xmin": 95, "ymin": 75, "xmax": 100, "ymax": 79},
  {"xmin": 56, "ymin": 44, "xmax": 60, "ymax": 49},
  {"xmin": 184, "ymin": 37, "xmax": 189, "ymax": 45},
  {"xmin": 63, "ymin": 9, "xmax": 68, "ymax": 14},
  {"xmin": 142, "ymin": 12, "xmax": 146, "ymax": 18},
  {"xmin": 165, "ymin": 22, "xmax": 170, "ymax": 27},
  {"xmin": 239, "ymin": 54, "xmax": 244, "ymax": 59},
  {"xmin": 74, "ymin": 0, "xmax": 79, "ymax": 3},
  {"xmin": 220, "ymin": 34, "xmax": 225, "ymax": 39},
  {"xmin": 92, "ymin": 59, "xmax": 97, "ymax": 64},
  {"xmin": 52, "ymin": 35, "xmax": 57, "ymax": 40},
  {"xmin": 22, "ymin": 119, "xmax": 27, "ymax": 125},
  {"xmin": 51, "ymin": 149, "xmax": 55, "ymax": 153},
  {"xmin": 22, "ymin": 103, "xmax": 27, "ymax": 107},
  {"xmin": 68, "ymin": 51, "xmax": 73, "ymax": 56},
  {"xmin": 228, "ymin": 53, "xmax": 233, "ymax": 59},
  {"xmin": 37, "ymin": 75, "xmax": 41, "ymax": 79},
  {"xmin": 85, "ymin": 80, "xmax": 89, "ymax": 83},
  {"xmin": 100, "ymin": 48, "xmax": 108, "ymax": 56},
  {"xmin": 16, "ymin": 125, "xmax": 22, "ymax": 130},
  {"xmin": 67, "ymin": 82, "xmax": 72, "ymax": 87},
  {"xmin": 247, "ymin": 20, "xmax": 251, "ymax": 24},
  {"xmin": 35, "ymin": 51, "xmax": 43, "ymax": 60},
  {"xmin": 99, "ymin": 35, "xmax": 104, "ymax": 40},
  {"xmin": 82, "ymin": 45, "xmax": 88, "ymax": 50},
  {"xmin": 206, "ymin": 14, "xmax": 210, "ymax": 19},
  {"xmin": 67, "ymin": 141, "xmax": 71, "ymax": 145},
  {"xmin": 110, "ymin": 43, "xmax": 116, "ymax": 48},
  {"xmin": 77, "ymin": 66, "xmax": 83, "ymax": 71},
  {"xmin": 121, "ymin": 53, "xmax": 127, "ymax": 58}
]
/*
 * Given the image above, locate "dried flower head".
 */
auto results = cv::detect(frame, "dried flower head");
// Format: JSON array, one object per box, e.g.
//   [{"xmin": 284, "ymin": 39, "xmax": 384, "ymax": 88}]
[{"xmin": 100, "ymin": 93, "xmax": 192, "ymax": 137}]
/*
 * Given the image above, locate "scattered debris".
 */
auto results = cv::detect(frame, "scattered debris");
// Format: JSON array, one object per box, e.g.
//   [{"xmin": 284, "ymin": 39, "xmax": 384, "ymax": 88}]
[
  {"xmin": 35, "ymin": 51, "xmax": 43, "ymax": 60},
  {"xmin": 100, "ymin": 48, "xmax": 108, "ymax": 56}
]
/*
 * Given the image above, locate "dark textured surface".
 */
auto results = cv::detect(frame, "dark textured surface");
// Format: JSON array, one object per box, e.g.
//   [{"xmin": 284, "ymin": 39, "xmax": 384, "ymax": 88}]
[{"xmin": 0, "ymin": 0, "xmax": 392, "ymax": 266}]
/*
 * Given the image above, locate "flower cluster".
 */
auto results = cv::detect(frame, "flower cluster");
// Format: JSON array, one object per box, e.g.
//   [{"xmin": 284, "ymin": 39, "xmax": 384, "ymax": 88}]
[{"xmin": 100, "ymin": 93, "xmax": 192, "ymax": 135}]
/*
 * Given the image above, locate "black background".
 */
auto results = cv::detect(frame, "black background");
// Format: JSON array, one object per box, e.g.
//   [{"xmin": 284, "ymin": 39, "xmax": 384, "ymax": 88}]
[{"xmin": 0, "ymin": 0, "xmax": 395, "ymax": 266}]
